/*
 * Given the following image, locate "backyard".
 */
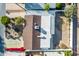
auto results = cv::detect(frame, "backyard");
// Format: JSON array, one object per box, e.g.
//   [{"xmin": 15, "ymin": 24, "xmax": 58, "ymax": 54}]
[
  {"xmin": 54, "ymin": 11, "xmax": 70, "ymax": 49},
  {"xmin": 53, "ymin": 4, "xmax": 76, "ymax": 49},
  {"xmin": 0, "ymin": 16, "xmax": 26, "ymax": 48}
]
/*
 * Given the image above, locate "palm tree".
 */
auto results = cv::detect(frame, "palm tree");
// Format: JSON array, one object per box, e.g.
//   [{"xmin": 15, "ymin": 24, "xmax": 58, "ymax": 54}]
[
  {"xmin": 64, "ymin": 4, "xmax": 76, "ymax": 22},
  {"xmin": 64, "ymin": 4, "xmax": 77, "ymax": 49},
  {"xmin": 64, "ymin": 4, "xmax": 76, "ymax": 31}
]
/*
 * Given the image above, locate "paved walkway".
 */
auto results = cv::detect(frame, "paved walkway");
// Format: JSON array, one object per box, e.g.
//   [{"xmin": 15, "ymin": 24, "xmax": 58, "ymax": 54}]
[
  {"xmin": 5, "ymin": 51, "xmax": 25, "ymax": 56},
  {"xmin": 5, "ymin": 37, "xmax": 24, "ymax": 48}
]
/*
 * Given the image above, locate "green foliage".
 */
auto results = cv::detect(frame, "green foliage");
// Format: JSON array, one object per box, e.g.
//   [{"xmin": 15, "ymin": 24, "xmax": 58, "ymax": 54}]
[
  {"xmin": 14, "ymin": 16, "xmax": 24, "ymax": 25},
  {"xmin": 56, "ymin": 3, "xmax": 62, "ymax": 10},
  {"xmin": 44, "ymin": 3, "xmax": 50, "ymax": 11},
  {"xmin": 0, "ymin": 17, "xmax": 2, "ymax": 24},
  {"xmin": 64, "ymin": 50, "xmax": 72, "ymax": 56},
  {"xmin": 64, "ymin": 4, "xmax": 76, "ymax": 20},
  {"xmin": 25, "ymin": 51, "xmax": 31, "ymax": 56},
  {"xmin": 1, "ymin": 16, "xmax": 10, "ymax": 25}
]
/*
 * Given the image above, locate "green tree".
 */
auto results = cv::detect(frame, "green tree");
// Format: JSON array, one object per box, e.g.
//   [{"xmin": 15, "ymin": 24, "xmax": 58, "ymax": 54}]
[
  {"xmin": 1, "ymin": 16, "xmax": 10, "ymax": 26},
  {"xmin": 56, "ymin": 3, "xmax": 62, "ymax": 10},
  {"xmin": 64, "ymin": 50, "xmax": 72, "ymax": 56},
  {"xmin": 44, "ymin": 3, "xmax": 50, "ymax": 11},
  {"xmin": 64, "ymin": 4, "xmax": 76, "ymax": 21},
  {"xmin": 14, "ymin": 16, "xmax": 24, "ymax": 25},
  {"xmin": 64, "ymin": 4, "xmax": 77, "ymax": 33},
  {"xmin": 25, "ymin": 51, "xmax": 31, "ymax": 56}
]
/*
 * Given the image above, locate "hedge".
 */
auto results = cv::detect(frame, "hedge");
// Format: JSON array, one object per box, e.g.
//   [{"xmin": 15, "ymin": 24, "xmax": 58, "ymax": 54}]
[{"xmin": 56, "ymin": 3, "xmax": 62, "ymax": 10}]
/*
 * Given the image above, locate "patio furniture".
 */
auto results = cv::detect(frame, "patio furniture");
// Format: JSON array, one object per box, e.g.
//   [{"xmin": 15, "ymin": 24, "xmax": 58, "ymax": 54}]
[
  {"xmin": 8, "ymin": 24, "xmax": 12, "ymax": 28},
  {"xmin": 9, "ymin": 35, "xmax": 15, "ymax": 39},
  {"xmin": 6, "ymin": 33, "xmax": 10, "ymax": 39},
  {"xmin": 5, "ymin": 30, "xmax": 10, "ymax": 34},
  {"xmin": 10, "ymin": 19, "xmax": 15, "ymax": 24},
  {"xmin": 9, "ymin": 29, "xmax": 20, "ymax": 39},
  {"xmin": 6, "ymin": 25, "xmax": 11, "ymax": 29}
]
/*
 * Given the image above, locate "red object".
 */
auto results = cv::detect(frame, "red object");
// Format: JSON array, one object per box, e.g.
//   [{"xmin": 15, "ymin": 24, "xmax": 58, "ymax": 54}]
[{"xmin": 5, "ymin": 47, "xmax": 26, "ymax": 51}]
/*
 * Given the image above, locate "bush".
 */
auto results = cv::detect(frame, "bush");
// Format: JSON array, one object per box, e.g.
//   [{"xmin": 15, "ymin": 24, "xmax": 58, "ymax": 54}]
[
  {"xmin": 44, "ymin": 3, "xmax": 50, "ymax": 11},
  {"xmin": 25, "ymin": 51, "xmax": 31, "ymax": 56},
  {"xmin": 14, "ymin": 16, "xmax": 24, "ymax": 25},
  {"xmin": 1, "ymin": 16, "xmax": 10, "ymax": 25},
  {"xmin": 56, "ymin": 3, "xmax": 62, "ymax": 10},
  {"xmin": 64, "ymin": 50, "xmax": 72, "ymax": 56}
]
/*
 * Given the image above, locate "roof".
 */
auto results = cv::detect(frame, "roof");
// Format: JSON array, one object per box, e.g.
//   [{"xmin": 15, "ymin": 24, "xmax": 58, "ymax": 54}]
[{"xmin": 25, "ymin": 3, "xmax": 56, "ymax": 10}]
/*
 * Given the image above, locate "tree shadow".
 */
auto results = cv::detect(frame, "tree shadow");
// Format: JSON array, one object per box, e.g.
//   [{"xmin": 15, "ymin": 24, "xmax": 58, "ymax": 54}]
[{"xmin": 52, "ymin": 11, "xmax": 63, "ymax": 49}]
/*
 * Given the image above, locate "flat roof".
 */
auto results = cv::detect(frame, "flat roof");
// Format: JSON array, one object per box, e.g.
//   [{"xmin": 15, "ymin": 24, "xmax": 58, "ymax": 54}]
[{"xmin": 25, "ymin": 3, "xmax": 56, "ymax": 10}]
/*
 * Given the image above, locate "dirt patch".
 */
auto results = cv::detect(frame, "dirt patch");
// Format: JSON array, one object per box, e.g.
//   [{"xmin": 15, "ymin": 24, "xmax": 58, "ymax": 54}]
[{"xmin": 59, "ymin": 16, "xmax": 70, "ymax": 48}]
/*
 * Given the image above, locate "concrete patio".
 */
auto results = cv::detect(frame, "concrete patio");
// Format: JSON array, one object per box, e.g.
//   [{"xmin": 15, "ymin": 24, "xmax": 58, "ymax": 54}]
[{"xmin": 4, "ymin": 3, "xmax": 25, "ymax": 48}]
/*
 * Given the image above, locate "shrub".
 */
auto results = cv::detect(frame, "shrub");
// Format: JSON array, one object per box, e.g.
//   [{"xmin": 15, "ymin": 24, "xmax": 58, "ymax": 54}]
[
  {"xmin": 44, "ymin": 3, "xmax": 50, "ymax": 11},
  {"xmin": 1, "ymin": 16, "xmax": 10, "ymax": 25},
  {"xmin": 14, "ymin": 16, "xmax": 24, "ymax": 25},
  {"xmin": 56, "ymin": 3, "xmax": 62, "ymax": 10},
  {"xmin": 64, "ymin": 50, "xmax": 72, "ymax": 56},
  {"xmin": 25, "ymin": 51, "xmax": 31, "ymax": 56}
]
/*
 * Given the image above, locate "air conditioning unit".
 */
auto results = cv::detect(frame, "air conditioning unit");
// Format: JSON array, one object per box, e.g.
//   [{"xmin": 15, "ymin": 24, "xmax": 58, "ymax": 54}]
[
  {"xmin": 34, "ymin": 25, "xmax": 40, "ymax": 30},
  {"xmin": 34, "ymin": 23, "xmax": 40, "ymax": 30}
]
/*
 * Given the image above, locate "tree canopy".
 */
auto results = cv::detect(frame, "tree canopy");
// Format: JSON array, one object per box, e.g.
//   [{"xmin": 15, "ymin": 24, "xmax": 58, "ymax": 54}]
[
  {"xmin": 56, "ymin": 3, "xmax": 62, "ymax": 10},
  {"xmin": 44, "ymin": 3, "xmax": 50, "ymax": 11},
  {"xmin": 64, "ymin": 4, "xmax": 76, "ymax": 20},
  {"xmin": 1, "ymin": 16, "xmax": 10, "ymax": 25},
  {"xmin": 14, "ymin": 16, "xmax": 24, "ymax": 25}
]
